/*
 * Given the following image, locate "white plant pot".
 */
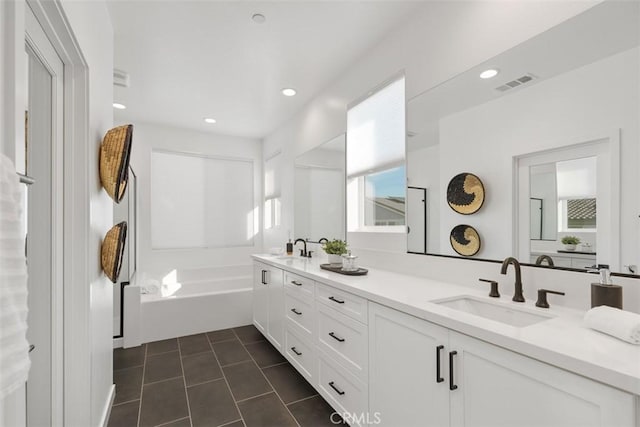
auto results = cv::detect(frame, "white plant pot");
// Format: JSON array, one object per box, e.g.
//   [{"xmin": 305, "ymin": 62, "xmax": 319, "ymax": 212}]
[
  {"xmin": 327, "ymin": 254, "xmax": 343, "ymax": 266},
  {"xmin": 564, "ymin": 244, "xmax": 577, "ymax": 251}
]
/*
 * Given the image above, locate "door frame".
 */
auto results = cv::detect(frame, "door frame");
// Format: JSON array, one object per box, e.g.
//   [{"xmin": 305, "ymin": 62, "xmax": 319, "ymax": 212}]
[
  {"xmin": 24, "ymin": 1, "xmax": 91, "ymax": 425},
  {"xmin": 407, "ymin": 186, "xmax": 427, "ymax": 254}
]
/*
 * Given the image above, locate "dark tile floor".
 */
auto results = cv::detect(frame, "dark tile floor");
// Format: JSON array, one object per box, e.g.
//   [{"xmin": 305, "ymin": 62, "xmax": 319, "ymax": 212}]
[{"xmin": 109, "ymin": 325, "xmax": 345, "ymax": 427}]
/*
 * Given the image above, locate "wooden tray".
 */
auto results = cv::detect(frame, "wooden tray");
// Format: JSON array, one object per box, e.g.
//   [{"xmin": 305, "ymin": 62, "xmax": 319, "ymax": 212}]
[{"xmin": 320, "ymin": 263, "xmax": 368, "ymax": 276}]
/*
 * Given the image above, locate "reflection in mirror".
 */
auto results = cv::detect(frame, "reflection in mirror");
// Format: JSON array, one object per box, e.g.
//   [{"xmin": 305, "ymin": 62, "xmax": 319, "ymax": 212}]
[
  {"xmin": 406, "ymin": 1, "xmax": 639, "ymax": 275},
  {"xmin": 294, "ymin": 134, "xmax": 345, "ymax": 242}
]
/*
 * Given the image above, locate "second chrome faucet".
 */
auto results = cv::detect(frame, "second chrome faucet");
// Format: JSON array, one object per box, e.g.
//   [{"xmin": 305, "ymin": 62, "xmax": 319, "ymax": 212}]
[{"xmin": 500, "ymin": 257, "xmax": 525, "ymax": 302}]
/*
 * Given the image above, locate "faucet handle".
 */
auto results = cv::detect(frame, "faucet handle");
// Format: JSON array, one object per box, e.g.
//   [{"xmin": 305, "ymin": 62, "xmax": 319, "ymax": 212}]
[
  {"xmin": 307, "ymin": 251, "xmax": 313, "ymax": 258},
  {"xmin": 535, "ymin": 289, "xmax": 565, "ymax": 308},
  {"xmin": 479, "ymin": 279, "xmax": 500, "ymax": 298}
]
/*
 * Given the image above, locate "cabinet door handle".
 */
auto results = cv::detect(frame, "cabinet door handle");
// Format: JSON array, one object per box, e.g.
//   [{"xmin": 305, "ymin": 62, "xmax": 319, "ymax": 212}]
[
  {"xmin": 436, "ymin": 345, "xmax": 444, "ymax": 383},
  {"xmin": 291, "ymin": 347, "xmax": 302, "ymax": 356},
  {"xmin": 261, "ymin": 270, "xmax": 267, "ymax": 285},
  {"xmin": 290, "ymin": 308, "xmax": 302, "ymax": 315},
  {"xmin": 291, "ymin": 280, "xmax": 302, "ymax": 286},
  {"xmin": 449, "ymin": 351, "xmax": 458, "ymax": 391},
  {"xmin": 328, "ymin": 381, "xmax": 345, "ymax": 396},
  {"xmin": 328, "ymin": 332, "xmax": 345, "ymax": 342},
  {"xmin": 328, "ymin": 296, "xmax": 345, "ymax": 304}
]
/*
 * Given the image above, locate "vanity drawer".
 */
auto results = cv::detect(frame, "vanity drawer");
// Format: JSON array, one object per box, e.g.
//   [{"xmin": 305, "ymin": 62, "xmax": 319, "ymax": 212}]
[
  {"xmin": 317, "ymin": 303, "xmax": 368, "ymax": 383},
  {"xmin": 284, "ymin": 328, "xmax": 316, "ymax": 383},
  {"xmin": 284, "ymin": 271, "xmax": 315, "ymax": 300},
  {"xmin": 284, "ymin": 291, "xmax": 315, "ymax": 337},
  {"xmin": 317, "ymin": 352, "xmax": 368, "ymax": 427},
  {"xmin": 316, "ymin": 281, "xmax": 367, "ymax": 324}
]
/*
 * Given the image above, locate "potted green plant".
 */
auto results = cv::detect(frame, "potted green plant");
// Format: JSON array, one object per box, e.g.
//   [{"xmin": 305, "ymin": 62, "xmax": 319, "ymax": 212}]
[
  {"xmin": 322, "ymin": 239, "xmax": 348, "ymax": 266},
  {"xmin": 561, "ymin": 235, "xmax": 581, "ymax": 251}
]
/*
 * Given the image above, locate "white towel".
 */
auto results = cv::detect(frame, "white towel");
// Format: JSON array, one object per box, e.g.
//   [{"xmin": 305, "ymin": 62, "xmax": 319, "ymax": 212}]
[
  {"xmin": 0, "ymin": 154, "xmax": 30, "ymax": 399},
  {"xmin": 584, "ymin": 305, "xmax": 640, "ymax": 345}
]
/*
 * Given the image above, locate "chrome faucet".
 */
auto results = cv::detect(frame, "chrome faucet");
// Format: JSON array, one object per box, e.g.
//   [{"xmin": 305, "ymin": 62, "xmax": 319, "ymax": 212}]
[
  {"xmin": 294, "ymin": 238, "xmax": 308, "ymax": 257},
  {"xmin": 535, "ymin": 254, "xmax": 554, "ymax": 267},
  {"xmin": 501, "ymin": 257, "xmax": 525, "ymax": 302}
]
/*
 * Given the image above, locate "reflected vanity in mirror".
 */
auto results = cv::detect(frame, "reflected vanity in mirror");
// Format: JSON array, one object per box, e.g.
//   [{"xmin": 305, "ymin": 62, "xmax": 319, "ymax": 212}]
[
  {"xmin": 406, "ymin": 1, "xmax": 639, "ymax": 275},
  {"xmin": 294, "ymin": 134, "xmax": 346, "ymax": 242}
]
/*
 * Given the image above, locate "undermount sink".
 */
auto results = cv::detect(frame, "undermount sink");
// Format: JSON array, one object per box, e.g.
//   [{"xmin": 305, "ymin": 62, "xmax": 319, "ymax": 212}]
[{"xmin": 434, "ymin": 296, "xmax": 554, "ymax": 328}]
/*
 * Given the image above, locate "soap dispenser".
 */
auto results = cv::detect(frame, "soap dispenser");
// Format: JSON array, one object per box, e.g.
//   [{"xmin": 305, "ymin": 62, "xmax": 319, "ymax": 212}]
[{"xmin": 589, "ymin": 264, "xmax": 623, "ymax": 309}]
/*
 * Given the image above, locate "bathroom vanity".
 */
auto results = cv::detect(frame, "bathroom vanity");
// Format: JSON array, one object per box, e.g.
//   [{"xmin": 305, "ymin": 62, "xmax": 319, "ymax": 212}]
[{"xmin": 252, "ymin": 255, "xmax": 639, "ymax": 427}]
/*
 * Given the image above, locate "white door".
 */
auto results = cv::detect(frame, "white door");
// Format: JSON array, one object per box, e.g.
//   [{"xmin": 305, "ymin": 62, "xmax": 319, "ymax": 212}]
[
  {"xmin": 24, "ymin": 6, "xmax": 64, "ymax": 427},
  {"xmin": 407, "ymin": 187, "xmax": 426, "ymax": 253},
  {"xmin": 368, "ymin": 302, "xmax": 450, "ymax": 427},
  {"xmin": 449, "ymin": 331, "xmax": 635, "ymax": 427}
]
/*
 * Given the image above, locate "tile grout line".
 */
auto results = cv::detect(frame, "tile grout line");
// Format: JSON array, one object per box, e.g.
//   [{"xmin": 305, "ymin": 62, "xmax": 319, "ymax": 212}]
[
  {"xmin": 237, "ymin": 330, "xmax": 302, "ymax": 427},
  {"xmin": 210, "ymin": 330, "xmax": 247, "ymax": 427},
  {"xmin": 217, "ymin": 418, "xmax": 243, "ymax": 427},
  {"xmin": 285, "ymin": 393, "xmax": 320, "ymax": 407},
  {"xmin": 233, "ymin": 390, "xmax": 275, "ymax": 404},
  {"xmin": 185, "ymin": 376, "xmax": 226, "ymax": 390},
  {"xmin": 143, "ymin": 375, "xmax": 184, "ymax": 387},
  {"xmin": 154, "ymin": 415, "xmax": 190, "ymax": 427},
  {"xmin": 136, "ymin": 344, "xmax": 148, "ymax": 427},
  {"xmin": 177, "ymin": 338, "xmax": 195, "ymax": 427},
  {"xmin": 112, "ymin": 397, "xmax": 140, "ymax": 408},
  {"xmin": 259, "ymin": 361, "xmax": 289, "ymax": 370}
]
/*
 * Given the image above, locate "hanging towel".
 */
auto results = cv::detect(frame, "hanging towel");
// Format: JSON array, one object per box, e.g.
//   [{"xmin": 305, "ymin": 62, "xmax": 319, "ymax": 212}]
[
  {"xmin": 584, "ymin": 305, "xmax": 640, "ymax": 345},
  {"xmin": 0, "ymin": 154, "xmax": 30, "ymax": 399}
]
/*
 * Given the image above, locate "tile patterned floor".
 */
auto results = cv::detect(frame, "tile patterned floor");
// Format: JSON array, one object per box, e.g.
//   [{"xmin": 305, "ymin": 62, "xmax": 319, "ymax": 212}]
[{"xmin": 109, "ymin": 325, "xmax": 345, "ymax": 427}]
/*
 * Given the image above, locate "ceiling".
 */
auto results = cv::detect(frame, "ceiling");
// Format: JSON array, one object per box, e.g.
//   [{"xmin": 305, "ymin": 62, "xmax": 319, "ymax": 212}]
[{"xmin": 108, "ymin": 1, "xmax": 422, "ymax": 139}]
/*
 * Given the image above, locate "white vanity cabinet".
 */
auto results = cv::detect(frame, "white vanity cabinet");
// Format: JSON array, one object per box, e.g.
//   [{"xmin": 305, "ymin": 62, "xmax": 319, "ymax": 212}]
[
  {"xmin": 369, "ymin": 302, "xmax": 450, "ymax": 427},
  {"xmin": 448, "ymin": 331, "xmax": 636, "ymax": 427},
  {"xmin": 252, "ymin": 262, "xmax": 284, "ymax": 350},
  {"xmin": 369, "ymin": 301, "xmax": 636, "ymax": 427}
]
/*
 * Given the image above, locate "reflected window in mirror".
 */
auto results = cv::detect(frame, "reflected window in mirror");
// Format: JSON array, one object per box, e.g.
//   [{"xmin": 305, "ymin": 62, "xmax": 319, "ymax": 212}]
[
  {"xmin": 347, "ymin": 74, "xmax": 406, "ymax": 232},
  {"xmin": 264, "ymin": 151, "xmax": 282, "ymax": 230}
]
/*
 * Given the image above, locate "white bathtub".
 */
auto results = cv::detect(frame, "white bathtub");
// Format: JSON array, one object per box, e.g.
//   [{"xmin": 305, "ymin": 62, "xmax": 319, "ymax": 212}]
[{"xmin": 136, "ymin": 266, "xmax": 253, "ymax": 344}]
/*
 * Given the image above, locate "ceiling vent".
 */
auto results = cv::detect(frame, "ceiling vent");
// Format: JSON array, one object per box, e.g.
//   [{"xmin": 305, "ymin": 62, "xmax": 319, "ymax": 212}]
[
  {"xmin": 495, "ymin": 73, "xmax": 537, "ymax": 92},
  {"xmin": 113, "ymin": 69, "xmax": 130, "ymax": 88}
]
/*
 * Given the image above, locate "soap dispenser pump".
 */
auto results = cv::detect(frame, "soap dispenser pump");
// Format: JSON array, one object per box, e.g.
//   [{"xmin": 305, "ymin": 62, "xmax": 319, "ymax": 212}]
[{"xmin": 589, "ymin": 264, "xmax": 623, "ymax": 309}]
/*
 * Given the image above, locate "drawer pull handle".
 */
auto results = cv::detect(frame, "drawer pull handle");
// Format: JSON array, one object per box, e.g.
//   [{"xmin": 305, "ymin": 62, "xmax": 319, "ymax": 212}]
[
  {"xmin": 261, "ymin": 270, "xmax": 266, "ymax": 285},
  {"xmin": 328, "ymin": 296, "xmax": 345, "ymax": 304},
  {"xmin": 328, "ymin": 332, "xmax": 345, "ymax": 342},
  {"xmin": 291, "ymin": 280, "xmax": 302, "ymax": 286},
  {"xmin": 328, "ymin": 381, "xmax": 345, "ymax": 396},
  {"xmin": 436, "ymin": 345, "xmax": 444, "ymax": 383},
  {"xmin": 291, "ymin": 308, "xmax": 302, "ymax": 315},
  {"xmin": 449, "ymin": 351, "xmax": 458, "ymax": 391},
  {"xmin": 291, "ymin": 347, "xmax": 302, "ymax": 356}
]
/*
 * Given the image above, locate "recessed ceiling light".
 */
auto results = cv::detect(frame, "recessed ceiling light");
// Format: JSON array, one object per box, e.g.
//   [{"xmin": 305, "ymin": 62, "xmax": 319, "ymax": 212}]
[
  {"xmin": 204, "ymin": 118, "xmax": 217, "ymax": 124},
  {"xmin": 480, "ymin": 69, "xmax": 499, "ymax": 79},
  {"xmin": 252, "ymin": 13, "xmax": 266, "ymax": 24},
  {"xmin": 113, "ymin": 103, "xmax": 126, "ymax": 110},
  {"xmin": 282, "ymin": 88, "xmax": 297, "ymax": 97}
]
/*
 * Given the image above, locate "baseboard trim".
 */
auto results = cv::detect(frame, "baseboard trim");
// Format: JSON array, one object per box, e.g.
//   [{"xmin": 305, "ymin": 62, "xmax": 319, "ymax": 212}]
[
  {"xmin": 113, "ymin": 337, "xmax": 124, "ymax": 349},
  {"xmin": 99, "ymin": 384, "xmax": 116, "ymax": 427}
]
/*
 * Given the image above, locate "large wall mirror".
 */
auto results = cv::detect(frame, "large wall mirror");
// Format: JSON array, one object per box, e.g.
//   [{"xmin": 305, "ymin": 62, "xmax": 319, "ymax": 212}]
[
  {"xmin": 294, "ymin": 134, "xmax": 346, "ymax": 242},
  {"xmin": 406, "ymin": 1, "xmax": 639, "ymax": 276}
]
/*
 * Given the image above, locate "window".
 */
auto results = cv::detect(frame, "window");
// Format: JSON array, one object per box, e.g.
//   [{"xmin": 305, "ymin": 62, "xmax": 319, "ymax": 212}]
[
  {"xmin": 347, "ymin": 75, "xmax": 406, "ymax": 231},
  {"xmin": 150, "ymin": 150, "xmax": 255, "ymax": 249},
  {"xmin": 264, "ymin": 151, "xmax": 282, "ymax": 229},
  {"xmin": 556, "ymin": 157, "xmax": 597, "ymax": 232}
]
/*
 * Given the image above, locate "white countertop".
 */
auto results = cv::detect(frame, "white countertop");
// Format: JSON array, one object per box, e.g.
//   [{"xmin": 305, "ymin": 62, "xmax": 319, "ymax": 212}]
[{"xmin": 253, "ymin": 254, "xmax": 640, "ymax": 395}]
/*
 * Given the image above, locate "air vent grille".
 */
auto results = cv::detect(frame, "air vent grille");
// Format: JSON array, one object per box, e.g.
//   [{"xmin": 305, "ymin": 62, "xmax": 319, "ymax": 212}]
[
  {"xmin": 495, "ymin": 73, "xmax": 537, "ymax": 92},
  {"xmin": 113, "ymin": 69, "xmax": 130, "ymax": 88}
]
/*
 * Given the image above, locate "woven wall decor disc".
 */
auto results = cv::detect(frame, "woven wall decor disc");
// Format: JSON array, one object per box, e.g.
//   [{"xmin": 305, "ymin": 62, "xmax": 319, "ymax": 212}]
[
  {"xmin": 99, "ymin": 124, "xmax": 133, "ymax": 203},
  {"xmin": 101, "ymin": 221, "xmax": 128, "ymax": 283},
  {"xmin": 447, "ymin": 172, "xmax": 485, "ymax": 214},
  {"xmin": 450, "ymin": 224, "xmax": 481, "ymax": 256}
]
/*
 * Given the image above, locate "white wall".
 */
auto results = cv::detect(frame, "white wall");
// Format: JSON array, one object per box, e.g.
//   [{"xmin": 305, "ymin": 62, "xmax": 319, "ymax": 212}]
[
  {"xmin": 59, "ymin": 1, "xmax": 115, "ymax": 425},
  {"xmin": 438, "ymin": 47, "xmax": 638, "ymax": 267},
  {"xmin": 126, "ymin": 121, "xmax": 263, "ymax": 280},
  {"xmin": 263, "ymin": 0, "xmax": 600, "ymax": 252}
]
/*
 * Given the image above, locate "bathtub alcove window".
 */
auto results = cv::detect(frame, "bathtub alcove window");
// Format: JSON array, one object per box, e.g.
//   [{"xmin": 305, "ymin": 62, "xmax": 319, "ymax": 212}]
[{"xmin": 151, "ymin": 150, "xmax": 255, "ymax": 249}]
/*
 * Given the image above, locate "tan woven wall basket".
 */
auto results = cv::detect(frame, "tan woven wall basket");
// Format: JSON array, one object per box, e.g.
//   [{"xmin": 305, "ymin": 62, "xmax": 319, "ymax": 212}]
[
  {"xmin": 100, "ymin": 124, "xmax": 133, "ymax": 203},
  {"xmin": 101, "ymin": 221, "xmax": 128, "ymax": 283}
]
